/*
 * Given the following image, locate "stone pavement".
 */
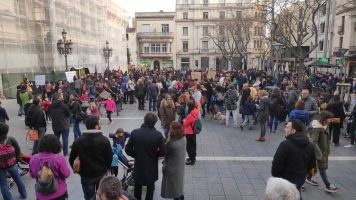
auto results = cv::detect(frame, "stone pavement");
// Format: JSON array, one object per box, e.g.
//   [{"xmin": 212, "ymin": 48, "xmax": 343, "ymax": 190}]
[{"xmin": 3, "ymin": 99, "xmax": 356, "ymax": 200}]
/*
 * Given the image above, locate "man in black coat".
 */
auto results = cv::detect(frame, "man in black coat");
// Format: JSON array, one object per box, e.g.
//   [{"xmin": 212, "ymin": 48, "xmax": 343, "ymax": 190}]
[
  {"xmin": 237, "ymin": 73, "xmax": 247, "ymax": 93},
  {"xmin": 272, "ymin": 119, "xmax": 316, "ymax": 199},
  {"xmin": 27, "ymin": 98, "xmax": 46, "ymax": 155},
  {"xmin": 125, "ymin": 113, "xmax": 167, "ymax": 200}
]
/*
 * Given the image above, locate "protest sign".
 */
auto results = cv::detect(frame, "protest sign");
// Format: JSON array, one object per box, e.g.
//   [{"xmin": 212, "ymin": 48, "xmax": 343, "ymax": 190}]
[
  {"xmin": 191, "ymin": 72, "xmax": 201, "ymax": 82},
  {"xmin": 207, "ymin": 70, "xmax": 215, "ymax": 79},
  {"xmin": 35, "ymin": 75, "xmax": 46, "ymax": 85},
  {"xmin": 99, "ymin": 90, "xmax": 111, "ymax": 99},
  {"xmin": 65, "ymin": 71, "xmax": 77, "ymax": 83}
]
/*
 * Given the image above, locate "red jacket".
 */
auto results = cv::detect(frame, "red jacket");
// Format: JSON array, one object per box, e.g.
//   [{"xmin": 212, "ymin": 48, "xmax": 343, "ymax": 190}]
[
  {"xmin": 183, "ymin": 109, "xmax": 199, "ymax": 134},
  {"xmin": 42, "ymin": 100, "xmax": 51, "ymax": 112}
]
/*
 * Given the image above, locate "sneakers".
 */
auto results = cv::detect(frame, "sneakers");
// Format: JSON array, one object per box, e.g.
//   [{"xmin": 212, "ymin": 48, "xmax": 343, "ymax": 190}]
[
  {"xmin": 332, "ymin": 142, "xmax": 341, "ymax": 146},
  {"xmin": 108, "ymin": 122, "xmax": 113, "ymax": 125},
  {"xmin": 273, "ymin": 130, "xmax": 278, "ymax": 133},
  {"xmin": 305, "ymin": 178, "xmax": 318, "ymax": 186},
  {"xmin": 325, "ymin": 185, "xmax": 340, "ymax": 193},
  {"xmin": 344, "ymin": 144, "xmax": 354, "ymax": 149}
]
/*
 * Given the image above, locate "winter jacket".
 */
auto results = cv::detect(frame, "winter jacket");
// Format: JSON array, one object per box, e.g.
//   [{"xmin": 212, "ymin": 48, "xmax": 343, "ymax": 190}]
[
  {"xmin": 269, "ymin": 92, "xmax": 283, "ymax": 115},
  {"xmin": 109, "ymin": 132, "xmax": 131, "ymax": 149},
  {"xmin": 160, "ymin": 99, "xmax": 176, "ymax": 129},
  {"xmin": 126, "ymin": 80, "xmax": 135, "ymax": 92},
  {"xmin": 224, "ymin": 89, "xmax": 239, "ymax": 110},
  {"xmin": 88, "ymin": 102, "xmax": 100, "ymax": 117},
  {"xmin": 48, "ymin": 100, "xmax": 70, "ymax": 132},
  {"xmin": 237, "ymin": 75, "xmax": 247, "ymax": 86},
  {"xmin": 135, "ymin": 84, "xmax": 147, "ymax": 98},
  {"xmin": 258, "ymin": 97, "xmax": 270, "ymax": 123},
  {"xmin": 0, "ymin": 137, "xmax": 21, "ymax": 158},
  {"xmin": 74, "ymin": 79, "xmax": 83, "ymax": 89},
  {"xmin": 19, "ymin": 90, "xmax": 32, "ymax": 107},
  {"xmin": 16, "ymin": 86, "xmax": 22, "ymax": 105},
  {"xmin": 303, "ymin": 96, "xmax": 319, "ymax": 120},
  {"xmin": 42, "ymin": 100, "xmax": 50, "ymax": 112},
  {"xmin": 210, "ymin": 95, "xmax": 217, "ymax": 106},
  {"xmin": 121, "ymin": 82, "xmax": 127, "ymax": 93},
  {"xmin": 0, "ymin": 106, "xmax": 9, "ymax": 122},
  {"xmin": 69, "ymin": 130, "xmax": 112, "ymax": 178},
  {"xmin": 287, "ymin": 89, "xmax": 301, "ymax": 108},
  {"xmin": 243, "ymin": 101, "xmax": 255, "ymax": 115},
  {"xmin": 272, "ymin": 132, "xmax": 316, "ymax": 179},
  {"xmin": 69, "ymin": 100, "xmax": 82, "ymax": 120},
  {"xmin": 157, "ymin": 92, "xmax": 167, "ymax": 109},
  {"xmin": 29, "ymin": 152, "xmax": 71, "ymax": 200},
  {"xmin": 147, "ymin": 82, "xmax": 159, "ymax": 97},
  {"xmin": 183, "ymin": 109, "xmax": 199, "ymax": 134},
  {"xmin": 240, "ymin": 88, "xmax": 251, "ymax": 107},
  {"xmin": 326, "ymin": 101, "xmax": 346, "ymax": 129},
  {"xmin": 27, "ymin": 105, "xmax": 46, "ymax": 130},
  {"xmin": 309, "ymin": 120, "xmax": 330, "ymax": 170},
  {"xmin": 101, "ymin": 100, "xmax": 116, "ymax": 112},
  {"xmin": 289, "ymin": 109, "xmax": 309, "ymax": 126}
]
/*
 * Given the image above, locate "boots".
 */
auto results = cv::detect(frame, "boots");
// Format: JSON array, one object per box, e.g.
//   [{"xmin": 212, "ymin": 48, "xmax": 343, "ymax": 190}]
[{"xmin": 255, "ymin": 136, "xmax": 265, "ymax": 142}]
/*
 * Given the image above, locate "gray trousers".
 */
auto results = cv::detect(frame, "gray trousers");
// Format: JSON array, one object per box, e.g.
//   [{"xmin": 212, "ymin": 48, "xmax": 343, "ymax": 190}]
[
  {"xmin": 32, "ymin": 127, "xmax": 46, "ymax": 155},
  {"xmin": 319, "ymin": 169, "xmax": 330, "ymax": 187}
]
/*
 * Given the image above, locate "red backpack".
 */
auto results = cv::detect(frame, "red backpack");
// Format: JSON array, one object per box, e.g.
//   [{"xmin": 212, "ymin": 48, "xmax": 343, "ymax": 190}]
[{"xmin": 0, "ymin": 138, "xmax": 16, "ymax": 169}]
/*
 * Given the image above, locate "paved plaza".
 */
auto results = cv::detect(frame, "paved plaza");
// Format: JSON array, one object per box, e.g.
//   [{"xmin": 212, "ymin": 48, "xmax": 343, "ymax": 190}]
[{"xmin": 3, "ymin": 99, "xmax": 356, "ymax": 200}]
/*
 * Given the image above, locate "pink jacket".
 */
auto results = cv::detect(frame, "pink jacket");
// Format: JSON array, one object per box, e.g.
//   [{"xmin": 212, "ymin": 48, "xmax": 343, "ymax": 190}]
[
  {"xmin": 101, "ymin": 99, "xmax": 116, "ymax": 112},
  {"xmin": 89, "ymin": 102, "xmax": 100, "ymax": 117}
]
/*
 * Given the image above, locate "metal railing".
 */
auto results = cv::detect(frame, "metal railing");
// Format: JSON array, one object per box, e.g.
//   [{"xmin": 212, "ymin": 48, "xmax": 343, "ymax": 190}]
[
  {"xmin": 338, "ymin": 26, "xmax": 344, "ymax": 33},
  {"xmin": 177, "ymin": 3, "xmax": 247, "ymax": 9},
  {"xmin": 137, "ymin": 32, "xmax": 174, "ymax": 37},
  {"xmin": 350, "ymin": 46, "xmax": 356, "ymax": 54}
]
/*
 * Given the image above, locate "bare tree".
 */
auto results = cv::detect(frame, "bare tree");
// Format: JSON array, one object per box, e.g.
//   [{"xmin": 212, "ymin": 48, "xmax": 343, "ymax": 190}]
[
  {"xmin": 271, "ymin": 0, "xmax": 323, "ymax": 84},
  {"xmin": 208, "ymin": 9, "xmax": 254, "ymax": 70}
]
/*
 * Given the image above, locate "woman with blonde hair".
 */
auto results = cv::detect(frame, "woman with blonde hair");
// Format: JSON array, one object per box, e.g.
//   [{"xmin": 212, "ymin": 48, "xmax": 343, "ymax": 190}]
[
  {"xmin": 256, "ymin": 90, "xmax": 270, "ymax": 142},
  {"xmin": 88, "ymin": 97, "xmax": 100, "ymax": 117},
  {"xmin": 176, "ymin": 94, "xmax": 188, "ymax": 123},
  {"xmin": 160, "ymin": 95, "xmax": 176, "ymax": 138}
]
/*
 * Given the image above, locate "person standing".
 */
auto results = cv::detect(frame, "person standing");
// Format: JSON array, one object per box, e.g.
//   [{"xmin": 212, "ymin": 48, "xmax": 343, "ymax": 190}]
[
  {"xmin": 271, "ymin": 119, "xmax": 316, "ymax": 199},
  {"xmin": 0, "ymin": 101, "xmax": 9, "ymax": 123},
  {"xmin": 269, "ymin": 88, "xmax": 283, "ymax": 133},
  {"xmin": 75, "ymin": 77, "xmax": 83, "ymax": 95},
  {"xmin": 160, "ymin": 95, "xmax": 176, "ymax": 139},
  {"xmin": 256, "ymin": 90, "xmax": 270, "ymax": 142},
  {"xmin": 29, "ymin": 134, "xmax": 71, "ymax": 200},
  {"xmin": 147, "ymin": 78, "xmax": 159, "ymax": 111},
  {"xmin": 308, "ymin": 111, "xmax": 340, "ymax": 193},
  {"xmin": 101, "ymin": 96, "xmax": 116, "ymax": 125},
  {"xmin": 301, "ymin": 89, "xmax": 319, "ymax": 121},
  {"xmin": 125, "ymin": 113, "xmax": 167, "ymax": 200},
  {"xmin": 45, "ymin": 81, "xmax": 52, "ymax": 100},
  {"xmin": 183, "ymin": 101, "xmax": 199, "ymax": 165},
  {"xmin": 287, "ymin": 83, "xmax": 301, "ymax": 115},
  {"xmin": 69, "ymin": 93, "xmax": 82, "ymax": 140},
  {"xmin": 48, "ymin": 93, "xmax": 70, "ymax": 156},
  {"xmin": 27, "ymin": 98, "xmax": 47, "ymax": 155},
  {"xmin": 126, "ymin": 78, "xmax": 135, "ymax": 104},
  {"xmin": 69, "ymin": 116, "xmax": 112, "ymax": 200},
  {"xmin": 161, "ymin": 122, "xmax": 186, "ymax": 200},
  {"xmin": 135, "ymin": 79, "xmax": 147, "ymax": 110},
  {"xmin": 224, "ymin": 84, "xmax": 239, "ymax": 127},
  {"xmin": 19, "ymin": 84, "xmax": 32, "ymax": 128},
  {"xmin": 326, "ymin": 95, "xmax": 345, "ymax": 146}
]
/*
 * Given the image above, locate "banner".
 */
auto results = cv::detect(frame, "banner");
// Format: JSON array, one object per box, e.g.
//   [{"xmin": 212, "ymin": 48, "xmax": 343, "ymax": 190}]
[
  {"xmin": 65, "ymin": 71, "xmax": 77, "ymax": 83},
  {"xmin": 99, "ymin": 90, "xmax": 111, "ymax": 99},
  {"xmin": 207, "ymin": 70, "xmax": 215, "ymax": 79},
  {"xmin": 191, "ymin": 72, "xmax": 201, "ymax": 82},
  {"xmin": 35, "ymin": 75, "xmax": 46, "ymax": 85}
]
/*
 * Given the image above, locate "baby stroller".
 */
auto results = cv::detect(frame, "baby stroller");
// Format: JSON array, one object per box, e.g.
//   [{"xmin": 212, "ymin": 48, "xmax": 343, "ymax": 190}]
[
  {"xmin": 7, "ymin": 153, "xmax": 32, "ymax": 189},
  {"xmin": 113, "ymin": 144, "xmax": 135, "ymax": 191}
]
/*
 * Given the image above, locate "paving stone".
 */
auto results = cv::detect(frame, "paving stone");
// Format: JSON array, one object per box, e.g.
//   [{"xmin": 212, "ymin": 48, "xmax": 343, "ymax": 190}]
[{"xmin": 208, "ymin": 183, "xmax": 225, "ymax": 196}]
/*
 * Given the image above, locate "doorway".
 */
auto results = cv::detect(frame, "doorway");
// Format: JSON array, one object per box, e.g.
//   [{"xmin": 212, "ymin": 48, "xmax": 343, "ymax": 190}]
[{"xmin": 154, "ymin": 60, "xmax": 160, "ymax": 71}]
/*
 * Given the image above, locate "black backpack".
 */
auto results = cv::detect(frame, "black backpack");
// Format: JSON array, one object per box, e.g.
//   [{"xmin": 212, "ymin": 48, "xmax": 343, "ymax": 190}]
[
  {"xmin": 269, "ymin": 97, "xmax": 280, "ymax": 113},
  {"xmin": 137, "ymin": 88, "xmax": 144, "ymax": 97}
]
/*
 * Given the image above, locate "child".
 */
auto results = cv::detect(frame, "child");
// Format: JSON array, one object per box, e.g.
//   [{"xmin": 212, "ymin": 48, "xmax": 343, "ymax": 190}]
[
  {"xmin": 110, "ymin": 150, "xmax": 118, "ymax": 177},
  {"xmin": 109, "ymin": 128, "xmax": 131, "ymax": 149},
  {"xmin": 42, "ymin": 98, "xmax": 51, "ymax": 124},
  {"xmin": 209, "ymin": 90, "xmax": 218, "ymax": 120},
  {"xmin": 101, "ymin": 96, "xmax": 116, "ymax": 125},
  {"xmin": 80, "ymin": 90, "xmax": 88, "ymax": 101},
  {"xmin": 240, "ymin": 96, "xmax": 255, "ymax": 130}
]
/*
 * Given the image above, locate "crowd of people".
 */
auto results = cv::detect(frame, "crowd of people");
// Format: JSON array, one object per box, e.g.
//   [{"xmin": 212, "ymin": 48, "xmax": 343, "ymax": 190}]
[{"xmin": 1, "ymin": 66, "xmax": 355, "ymax": 200}]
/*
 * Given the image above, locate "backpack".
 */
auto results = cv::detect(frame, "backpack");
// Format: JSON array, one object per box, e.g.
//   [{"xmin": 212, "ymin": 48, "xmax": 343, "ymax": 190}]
[
  {"xmin": 0, "ymin": 138, "xmax": 16, "ymax": 169},
  {"xmin": 35, "ymin": 154, "xmax": 58, "ymax": 194},
  {"xmin": 269, "ymin": 97, "xmax": 280, "ymax": 113},
  {"xmin": 190, "ymin": 114, "xmax": 202, "ymax": 134},
  {"xmin": 137, "ymin": 88, "xmax": 144, "ymax": 97}
]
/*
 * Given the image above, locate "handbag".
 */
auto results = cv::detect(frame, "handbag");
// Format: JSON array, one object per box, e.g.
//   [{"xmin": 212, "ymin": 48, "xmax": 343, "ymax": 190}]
[
  {"xmin": 331, "ymin": 118, "xmax": 340, "ymax": 123},
  {"xmin": 309, "ymin": 160, "xmax": 318, "ymax": 176},
  {"xmin": 28, "ymin": 129, "xmax": 39, "ymax": 141}
]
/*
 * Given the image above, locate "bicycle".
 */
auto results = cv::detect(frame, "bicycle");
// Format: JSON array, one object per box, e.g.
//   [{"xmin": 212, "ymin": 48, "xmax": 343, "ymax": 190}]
[{"xmin": 26, "ymin": 132, "xmax": 33, "ymax": 150}]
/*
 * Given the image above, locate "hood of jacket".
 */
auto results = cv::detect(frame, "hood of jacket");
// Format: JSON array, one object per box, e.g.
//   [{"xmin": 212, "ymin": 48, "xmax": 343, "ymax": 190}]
[
  {"xmin": 310, "ymin": 120, "xmax": 327, "ymax": 129},
  {"xmin": 286, "ymin": 132, "xmax": 310, "ymax": 147},
  {"xmin": 271, "ymin": 92, "xmax": 280, "ymax": 98},
  {"xmin": 27, "ymin": 104, "xmax": 42, "ymax": 116},
  {"xmin": 50, "ymin": 100, "xmax": 64, "ymax": 108},
  {"xmin": 80, "ymin": 130, "xmax": 105, "ymax": 147},
  {"xmin": 292, "ymin": 89, "xmax": 301, "ymax": 95}
]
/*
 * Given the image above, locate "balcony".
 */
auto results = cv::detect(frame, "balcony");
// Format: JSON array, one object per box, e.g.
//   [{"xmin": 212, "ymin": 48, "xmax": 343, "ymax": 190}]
[
  {"xmin": 338, "ymin": 26, "xmax": 344, "ymax": 34},
  {"xmin": 139, "ymin": 52, "xmax": 173, "ymax": 58},
  {"xmin": 137, "ymin": 32, "xmax": 174, "ymax": 39},
  {"xmin": 176, "ymin": 3, "xmax": 248, "ymax": 9},
  {"xmin": 350, "ymin": 46, "xmax": 356, "ymax": 55},
  {"xmin": 333, "ymin": 47, "xmax": 343, "ymax": 57}
]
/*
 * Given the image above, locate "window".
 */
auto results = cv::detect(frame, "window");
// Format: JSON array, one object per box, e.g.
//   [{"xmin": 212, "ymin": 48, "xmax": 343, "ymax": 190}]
[
  {"xmin": 151, "ymin": 43, "xmax": 160, "ymax": 53},
  {"xmin": 202, "ymin": 41, "xmax": 209, "ymax": 52},
  {"xmin": 162, "ymin": 24, "xmax": 169, "ymax": 33},
  {"xmin": 142, "ymin": 24, "xmax": 150, "ymax": 32},
  {"xmin": 126, "ymin": 34, "xmax": 129, "ymax": 41},
  {"xmin": 219, "ymin": 11, "xmax": 225, "ymax": 19},
  {"xmin": 236, "ymin": 11, "xmax": 242, "ymax": 18},
  {"xmin": 183, "ymin": 12, "xmax": 188, "ymax": 19},
  {"xmin": 143, "ymin": 43, "xmax": 149, "ymax": 53},
  {"xmin": 219, "ymin": 26, "xmax": 225, "ymax": 35},
  {"xmin": 14, "ymin": 0, "xmax": 27, "ymax": 16},
  {"xmin": 203, "ymin": 27, "xmax": 208, "ymax": 35},
  {"xmin": 218, "ymin": 41, "xmax": 225, "ymax": 49},
  {"xmin": 169, "ymin": 43, "xmax": 172, "ymax": 52},
  {"xmin": 181, "ymin": 58, "xmax": 190, "ymax": 70},
  {"xmin": 162, "ymin": 44, "xmax": 167, "ymax": 52},
  {"xmin": 204, "ymin": 0, "xmax": 209, "ymax": 4},
  {"xmin": 183, "ymin": 41, "xmax": 188, "ymax": 52},
  {"xmin": 320, "ymin": 22, "xmax": 325, "ymax": 33},
  {"xmin": 182, "ymin": 0, "xmax": 188, "ymax": 4},
  {"xmin": 183, "ymin": 27, "xmax": 188, "ymax": 35},
  {"xmin": 255, "ymin": 26, "xmax": 258, "ymax": 35},
  {"xmin": 339, "ymin": 37, "xmax": 343, "ymax": 48},
  {"xmin": 254, "ymin": 40, "xmax": 257, "ymax": 48},
  {"xmin": 220, "ymin": 0, "xmax": 225, "ymax": 5},
  {"xmin": 319, "ymin": 40, "xmax": 324, "ymax": 51},
  {"xmin": 203, "ymin": 12, "xmax": 208, "ymax": 19},
  {"xmin": 320, "ymin": 4, "xmax": 327, "ymax": 15}
]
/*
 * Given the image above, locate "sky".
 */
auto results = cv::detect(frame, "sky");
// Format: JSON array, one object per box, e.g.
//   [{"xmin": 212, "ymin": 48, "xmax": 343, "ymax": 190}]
[{"xmin": 126, "ymin": 0, "xmax": 176, "ymax": 17}]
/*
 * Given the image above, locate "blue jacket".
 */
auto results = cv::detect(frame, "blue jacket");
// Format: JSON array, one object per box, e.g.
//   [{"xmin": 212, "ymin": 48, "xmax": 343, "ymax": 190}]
[
  {"xmin": 109, "ymin": 132, "xmax": 131, "ymax": 149},
  {"xmin": 0, "ymin": 106, "xmax": 9, "ymax": 122},
  {"xmin": 243, "ymin": 101, "xmax": 255, "ymax": 115},
  {"xmin": 289, "ymin": 109, "xmax": 309, "ymax": 125},
  {"xmin": 111, "ymin": 153, "xmax": 118, "ymax": 167},
  {"xmin": 121, "ymin": 82, "xmax": 127, "ymax": 93}
]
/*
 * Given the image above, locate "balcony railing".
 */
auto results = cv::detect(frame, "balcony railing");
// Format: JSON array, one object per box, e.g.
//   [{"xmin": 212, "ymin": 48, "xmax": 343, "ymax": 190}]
[
  {"xmin": 177, "ymin": 3, "xmax": 248, "ymax": 9},
  {"xmin": 338, "ymin": 26, "xmax": 344, "ymax": 34},
  {"xmin": 139, "ymin": 52, "xmax": 173, "ymax": 58},
  {"xmin": 350, "ymin": 46, "xmax": 356, "ymax": 55},
  {"xmin": 137, "ymin": 32, "xmax": 174, "ymax": 39},
  {"xmin": 333, "ymin": 47, "xmax": 343, "ymax": 57}
]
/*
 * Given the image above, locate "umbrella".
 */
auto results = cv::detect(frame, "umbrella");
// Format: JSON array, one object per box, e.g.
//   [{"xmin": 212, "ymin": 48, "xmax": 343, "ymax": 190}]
[{"xmin": 303, "ymin": 60, "xmax": 338, "ymax": 68}]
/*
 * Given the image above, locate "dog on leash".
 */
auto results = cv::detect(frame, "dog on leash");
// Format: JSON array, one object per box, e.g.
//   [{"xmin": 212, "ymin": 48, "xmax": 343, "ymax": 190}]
[{"xmin": 217, "ymin": 112, "xmax": 226, "ymax": 125}]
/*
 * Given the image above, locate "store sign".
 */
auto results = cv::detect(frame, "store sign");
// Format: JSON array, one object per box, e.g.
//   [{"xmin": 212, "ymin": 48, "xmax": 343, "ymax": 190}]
[
  {"xmin": 163, "ymin": 61, "xmax": 173, "ymax": 65},
  {"xmin": 141, "ymin": 60, "xmax": 149, "ymax": 65}
]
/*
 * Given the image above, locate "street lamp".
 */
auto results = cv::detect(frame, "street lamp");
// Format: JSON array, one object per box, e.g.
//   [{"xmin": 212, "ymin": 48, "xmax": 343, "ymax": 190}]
[
  {"xmin": 103, "ymin": 41, "xmax": 113, "ymax": 68},
  {"xmin": 57, "ymin": 29, "xmax": 73, "ymax": 71},
  {"xmin": 339, "ymin": 48, "xmax": 349, "ymax": 75},
  {"xmin": 241, "ymin": 52, "xmax": 248, "ymax": 70},
  {"xmin": 272, "ymin": 43, "xmax": 284, "ymax": 78}
]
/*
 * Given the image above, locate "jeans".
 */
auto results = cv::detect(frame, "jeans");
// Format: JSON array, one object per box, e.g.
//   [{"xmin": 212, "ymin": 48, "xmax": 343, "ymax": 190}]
[
  {"xmin": 69, "ymin": 112, "xmax": 74, "ymax": 124},
  {"xmin": 18, "ymin": 104, "xmax": 24, "ymax": 115},
  {"xmin": 226, "ymin": 109, "xmax": 237, "ymax": 126},
  {"xmin": 242, "ymin": 115, "xmax": 252, "ymax": 128},
  {"xmin": 164, "ymin": 128, "xmax": 169, "ymax": 138},
  {"xmin": 54, "ymin": 129, "xmax": 69, "ymax": 155},
  {"xmin": 81, "ymin": 175, "xmax": 105, "ymax": 200},
  {"xmin": 134, "ymin": 182, "xmax": 155, "ymax": 200},
  {"xmin": 285, "ymin": 176, "xmax": 306, "ymax": 200},
  {"xmin": 269, "ymin": 115, "xmax": 279, "ymax": 131},
  {"xmin": 0, "ymin": 165, "xmax": 27, "ymax": 200},
  {"xmin": 149, "ymin": 95, "xmax": 157, "ymax": 111},
  {"xmin": 116, "ymin": 102, "xmax": 121, "ymax": 113},
  {"xmin": 319, "ymin": 169, "xmax": 331, "ymax": 187},
  {"xmin": 217, "ymin": 105, "xmax": 224, "ymax": 113},
  {"xmin": 32, "ymin": 127, "xmax": 46, "ymax": 155},
  {"xmin": 73, "ymin": 118, "xmax": 82, "ymax": 140},
  {"xmin": 201, "ymin": 103, "xmax": 206, "ymax": 116}
]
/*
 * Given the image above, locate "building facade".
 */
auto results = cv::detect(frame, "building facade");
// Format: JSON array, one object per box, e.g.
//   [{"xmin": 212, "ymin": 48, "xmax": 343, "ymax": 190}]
[
  {"xmin": 126, "ymin": 28, "xmax": 138, "ymax": 67},
  {"xmin": 135, "ymin": 12, "xmax": 176, "ymax": 71},
  {"xmin": 0, "ymin": 0, "xmax": 129, "ymax": 74},
  {"xmin": 175, "ymin": 0, "xmax": 267, "ymax": 71}
]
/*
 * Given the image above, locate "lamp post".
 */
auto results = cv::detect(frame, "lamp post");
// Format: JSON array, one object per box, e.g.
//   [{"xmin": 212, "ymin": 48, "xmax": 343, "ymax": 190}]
[
  {"xmin": 57, "ymin": 29, "xmax": 73, "ymax": 71},
  {"xmin": 241, "ymin": 52, "xmax": 247, "ymax": 70},
  {"xmin": 339, "ymin": 48, "xmax": 349, "ymax": 76},
  {"xmin": 272, "ymin": 43, "xmax": 284, "ymax": 78},
  {"xmin": 176, "ymin": 51, "xmax": 181, "ymax": 70},
  {"xmin": 103, "ymin": 40, "xmax": 113, "ymax": 68}
]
